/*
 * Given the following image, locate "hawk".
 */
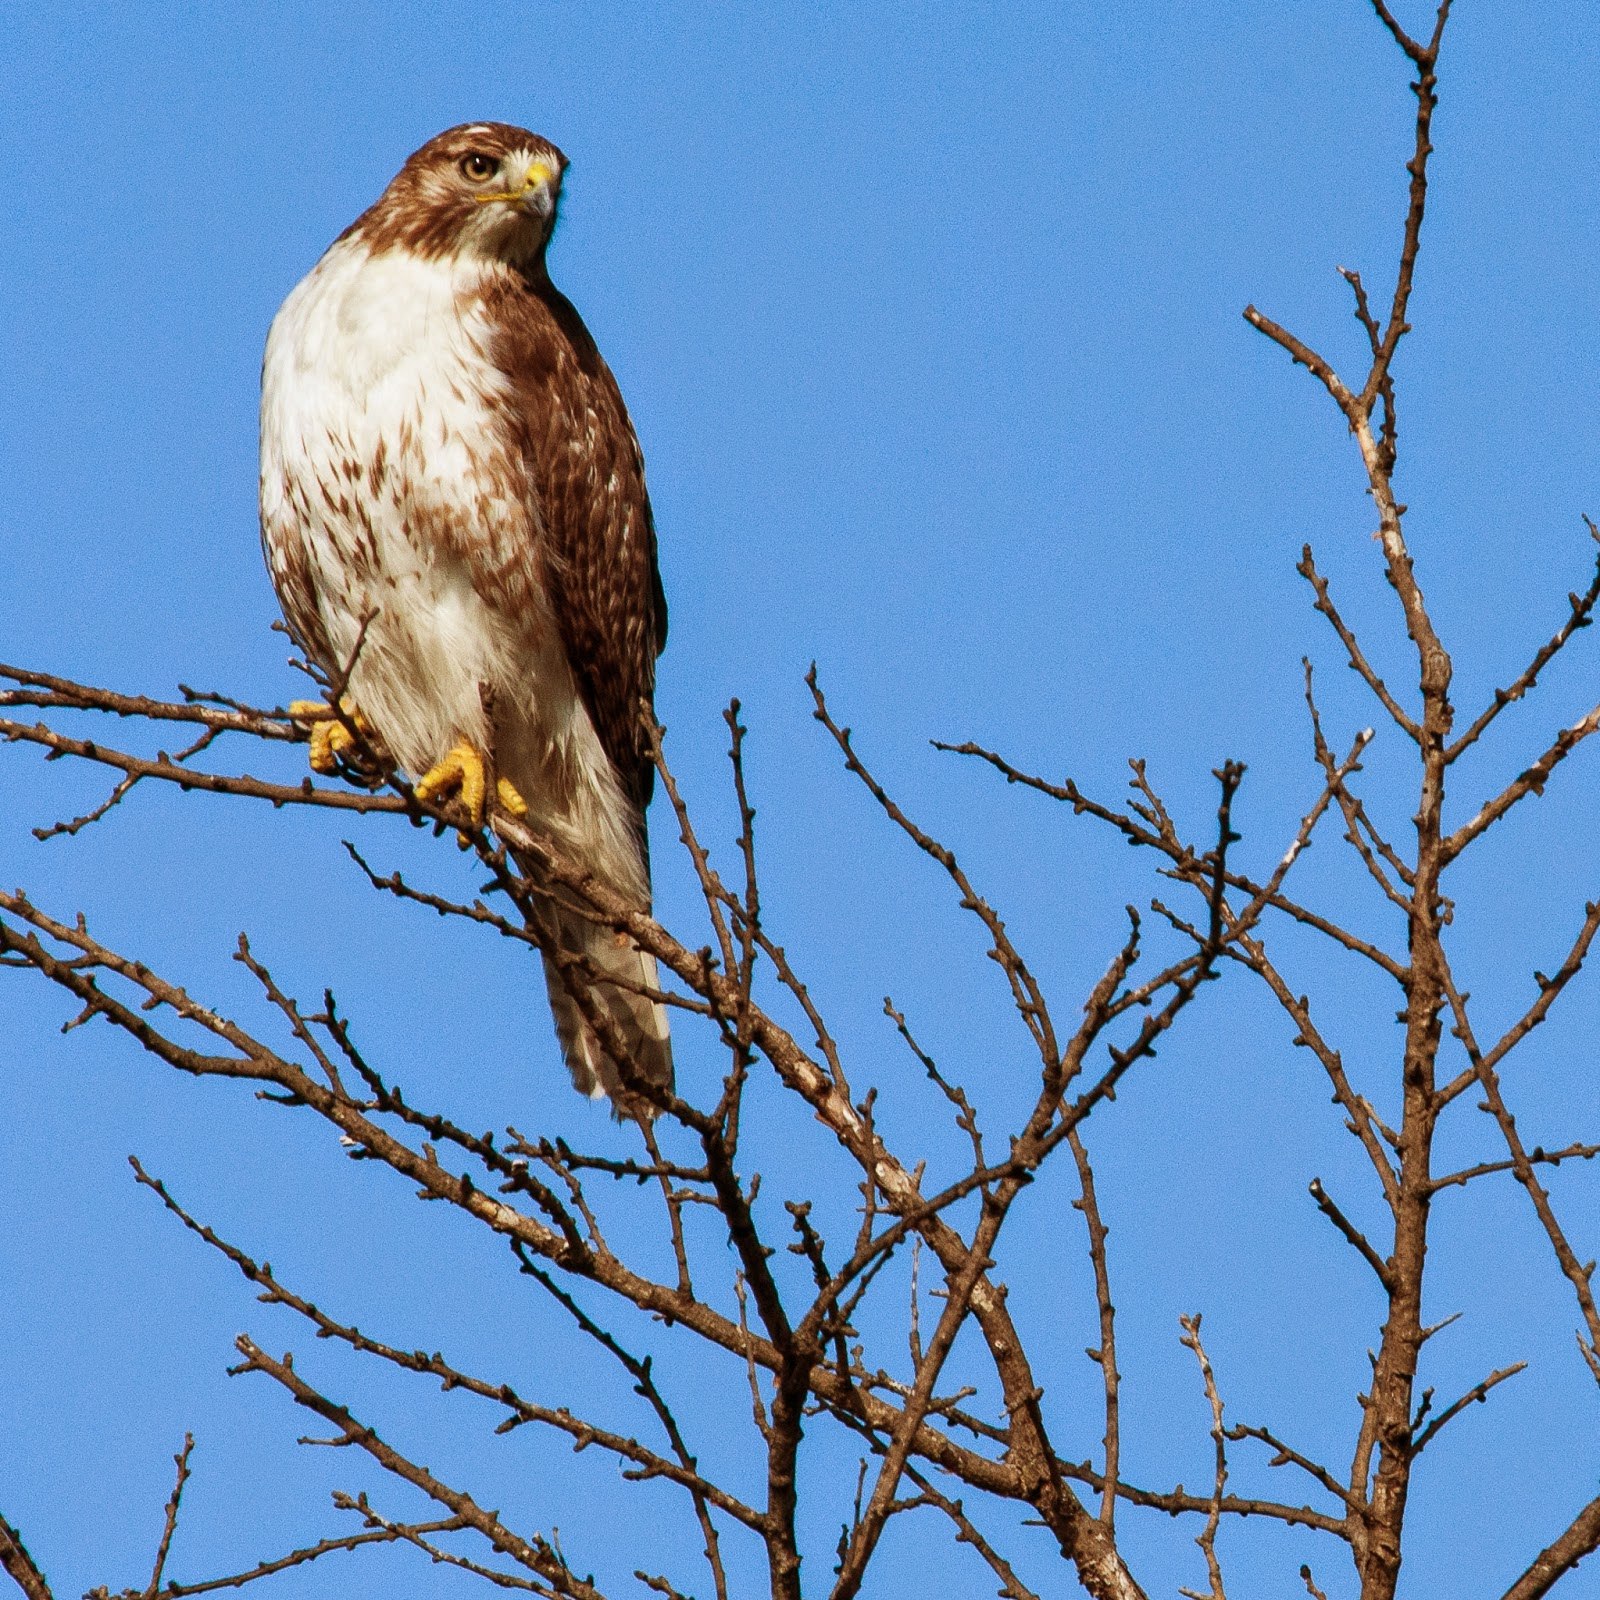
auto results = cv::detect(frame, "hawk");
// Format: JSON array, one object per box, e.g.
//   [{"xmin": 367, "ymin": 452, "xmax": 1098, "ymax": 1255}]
[{"xmin": 259, "ymin": 122, "xmax": 671, "ymax": 1103}]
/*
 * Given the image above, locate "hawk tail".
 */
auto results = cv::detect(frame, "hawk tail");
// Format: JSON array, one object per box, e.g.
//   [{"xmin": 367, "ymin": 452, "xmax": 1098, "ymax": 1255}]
[{"xmin": 538, "ymin": 898, "xmax": 673, "ymax": 1109}]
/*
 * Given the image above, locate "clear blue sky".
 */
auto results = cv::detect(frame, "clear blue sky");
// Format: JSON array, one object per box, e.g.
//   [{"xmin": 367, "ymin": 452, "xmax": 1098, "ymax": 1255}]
[{"xmin": 4, "ymin": 3, "xmax": 1600, "ymax": 1595}]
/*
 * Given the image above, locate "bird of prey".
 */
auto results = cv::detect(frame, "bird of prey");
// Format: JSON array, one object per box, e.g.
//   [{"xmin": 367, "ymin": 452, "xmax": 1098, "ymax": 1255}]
[{"xmin": 259, "ymin": 122, "xmax": 671, "ymax": 1104}]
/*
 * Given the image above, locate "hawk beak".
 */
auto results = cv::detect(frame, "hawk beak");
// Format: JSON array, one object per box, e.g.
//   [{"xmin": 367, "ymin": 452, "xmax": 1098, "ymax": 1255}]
[{"xmin": 518, "ymin": 160, "xmax": 558, "ymax": 218}]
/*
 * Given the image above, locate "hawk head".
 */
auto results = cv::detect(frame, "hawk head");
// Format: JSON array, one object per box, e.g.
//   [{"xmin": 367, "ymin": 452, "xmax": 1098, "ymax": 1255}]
[{"xmin": 350, "ymin": 122, "xmax": 569, "ymax": 266}]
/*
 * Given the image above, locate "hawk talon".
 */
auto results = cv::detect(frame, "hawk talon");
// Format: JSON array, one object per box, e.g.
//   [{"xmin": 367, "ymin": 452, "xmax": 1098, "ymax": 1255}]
[
  {"xmin": 415, "ymin": 747, "xmax": 527, "ymax": 845},
  {"xmin": 415, "ymin": 740, "xmax": 489, "ymax": 825},
  {"xmin": 289, "ymin": 697, "xmax": 371, "ymax": 775},
  {"xmin": 496, "ymin": 776, "xmax": 528, "ymax": 818}
]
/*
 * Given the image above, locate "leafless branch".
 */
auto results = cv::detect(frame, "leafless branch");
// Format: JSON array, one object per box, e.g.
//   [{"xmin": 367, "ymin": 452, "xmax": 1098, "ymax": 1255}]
[
  {"xmin": 1176, "ymin": 1316, "xmax": 1229, "ymax": 1600},
  {"xmin": 332, "ymin": 1494, "xmax": 542, "ymax": 1592},
  {"xmin": 902, "ymin": 1466, "xmax": 1042, "ymax": 1600},
  {"xmin": 1444, "ymin": 705, "xmax": 1600, "ymax": 863},
  {"xmin": 1501, "ymin": 1494, "xmax": 1600, "ymax": 1600},
  {"xmin": 1298, "ymin": 549, "xmax": 1419, "ymax": 741},
  {"xmin": 141, "ymin": 1434, "xmax": 193, "ymax": 1600},
  {"xmin": 1438, "ymin": 967, "xmax": 1600, "ymax": 1383},
  {"xmin": 1069, "ymin": 1127, "xmax": 1121, "ymax": 1527},
  {"xmin": 1223, "ymin": 1423, "xmax": 1349, "ymax": 1508},
  {"xmin": 0, "ymin": 1517, "xmax": 53, "ymax": 1600},
  {"xmin": 128, "ymin": 1160, "xmax": 762, "ymax": 1540},
  {"xmin": 933, "ymin": 740, "xmax": 1408, "ymax": 983},
  {"xmin": 88, "ymin": 1517, "xmax": 480, "ymax": 1600},
  {"xmin": 231, "ymin": 1337, "xmax": 607, "ymax": 1599},
  {"xmin": 1308, "ymin": 1177, "xmax": 1395, "ymax": 1291},
  {"xmin": 1431, "ymin": 1141, "xmax": 1600, "ymax": 1193},
  {"xmin": 1412, "ymin": 1362, "xmax": 1527, "ymax": 1452},
  {"xmin": 1447, "ymin": 529, "xmax": 1600, "ymax": 762}
]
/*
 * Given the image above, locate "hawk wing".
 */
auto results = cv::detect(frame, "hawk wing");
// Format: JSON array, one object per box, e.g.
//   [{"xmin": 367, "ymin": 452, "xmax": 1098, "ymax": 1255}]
[{"xmin": 489, "ymin": 275, "xmax": 667, "ymax": 813}]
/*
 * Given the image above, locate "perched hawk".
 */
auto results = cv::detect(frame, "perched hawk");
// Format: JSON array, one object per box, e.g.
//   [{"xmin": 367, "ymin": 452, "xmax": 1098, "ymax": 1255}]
[{"xmin": 259, "ymin": 122, "xmax": 671, "ymax": 1103}]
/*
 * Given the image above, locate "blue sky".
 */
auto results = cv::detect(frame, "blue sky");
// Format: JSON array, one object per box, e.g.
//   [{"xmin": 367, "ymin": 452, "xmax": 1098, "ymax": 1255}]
[{"xmin": 4, "ymin": 3, "xmax": 1600, "ymax": 1596}]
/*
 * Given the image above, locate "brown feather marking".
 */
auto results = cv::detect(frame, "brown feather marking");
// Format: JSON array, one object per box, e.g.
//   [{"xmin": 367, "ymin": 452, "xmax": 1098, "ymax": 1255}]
[
  {"xmin": 477, "ymin": 270, "xmax": 667, "ymax": 813},
  {"xmin": 346, "ymin": 123, "xmax": 568, "ymax": 263}
]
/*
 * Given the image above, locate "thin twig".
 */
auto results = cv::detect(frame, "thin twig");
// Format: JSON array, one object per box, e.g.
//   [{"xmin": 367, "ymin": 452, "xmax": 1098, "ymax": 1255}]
[
  {"xmin": 1308, "ymin": 1178, "xmax": 1395, "ymax": 1290},
  {"xmin": 1412, "ymin": 1363, "xmax": 1527, "ymax": 1452},
  {"xmin": 231, "ymin": 1337, "xmax": 607, "ymax": 1599},
  {"xmin": 1069, "ymin": 1128, "xmax": 1121, "ymax": 1528},
  {"xmin": 1298, "ymin": 549, "xmax": 1420, "ymax": 741},
  {"xmin": 1177, "ymin": 1316, "xmax": 1229, "ymax": 1600},
  {"xmin": 1447, "ymin": 530, "xmax": 1600, "ymax": 762},
  {"xmin": 142, "ymin": 1434, "xmax": 194, "ymax": 1599}
]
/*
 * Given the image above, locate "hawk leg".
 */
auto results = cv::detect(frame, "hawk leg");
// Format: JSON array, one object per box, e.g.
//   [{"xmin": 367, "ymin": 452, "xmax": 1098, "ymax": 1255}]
[
  {"xmin": 414, "ymin": 740, "xmax": 527, "ymax": 827},
  {"xmin": 288, "ymin": 697, "xmax": 375, "ymax": 775}
]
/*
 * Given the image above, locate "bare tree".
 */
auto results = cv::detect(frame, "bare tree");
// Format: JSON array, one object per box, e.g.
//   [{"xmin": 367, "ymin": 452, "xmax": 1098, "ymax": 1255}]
[{"xmin": 4, "ymin": 5, "xmax": 1600, "ymax": 1597}]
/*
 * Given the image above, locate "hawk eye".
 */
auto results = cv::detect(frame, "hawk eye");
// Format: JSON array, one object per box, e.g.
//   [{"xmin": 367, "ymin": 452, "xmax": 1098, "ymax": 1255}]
[{"xmin": 460, "ymin": 153, "xmax": 499, "ymax": 183}]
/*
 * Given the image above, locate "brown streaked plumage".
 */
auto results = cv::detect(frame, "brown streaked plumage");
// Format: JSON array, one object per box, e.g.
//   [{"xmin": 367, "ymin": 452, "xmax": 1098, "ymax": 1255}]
[
  {"xmin": 260, "ymin": 122, "xmax": 671, "ymax": 1105},
  {"xmin": 481, "ymin": 258, "xmax": 669, "ymax": 818}
]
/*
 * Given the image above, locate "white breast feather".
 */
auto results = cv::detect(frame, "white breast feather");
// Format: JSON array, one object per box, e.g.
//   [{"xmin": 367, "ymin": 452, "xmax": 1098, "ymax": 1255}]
[{"xmin": 260, "ymin": 237, "xmax": 643, "ymax": 897}]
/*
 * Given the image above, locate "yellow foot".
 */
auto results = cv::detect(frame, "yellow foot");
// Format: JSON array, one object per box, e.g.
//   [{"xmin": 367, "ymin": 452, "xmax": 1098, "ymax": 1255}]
[
  {"xmin": 496, "ymin": 776, "xmax": 528, "ymax": 818},
  {"xmin": 414, "ymin": 744, "xmax": 529, "ymax": 840},
  {"xmin": 289, "ymin": 697, "xmax": 372, "ymax": 775},
  {"xmin": 415, "ymin": 740, "xmax": 489, "ymax": 826}
]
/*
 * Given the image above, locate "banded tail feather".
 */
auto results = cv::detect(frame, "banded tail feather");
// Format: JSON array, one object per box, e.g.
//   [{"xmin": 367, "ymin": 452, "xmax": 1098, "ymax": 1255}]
[{"xmin": 537, "ymin": 896, "xmax": 673, "ymax": 1108}]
